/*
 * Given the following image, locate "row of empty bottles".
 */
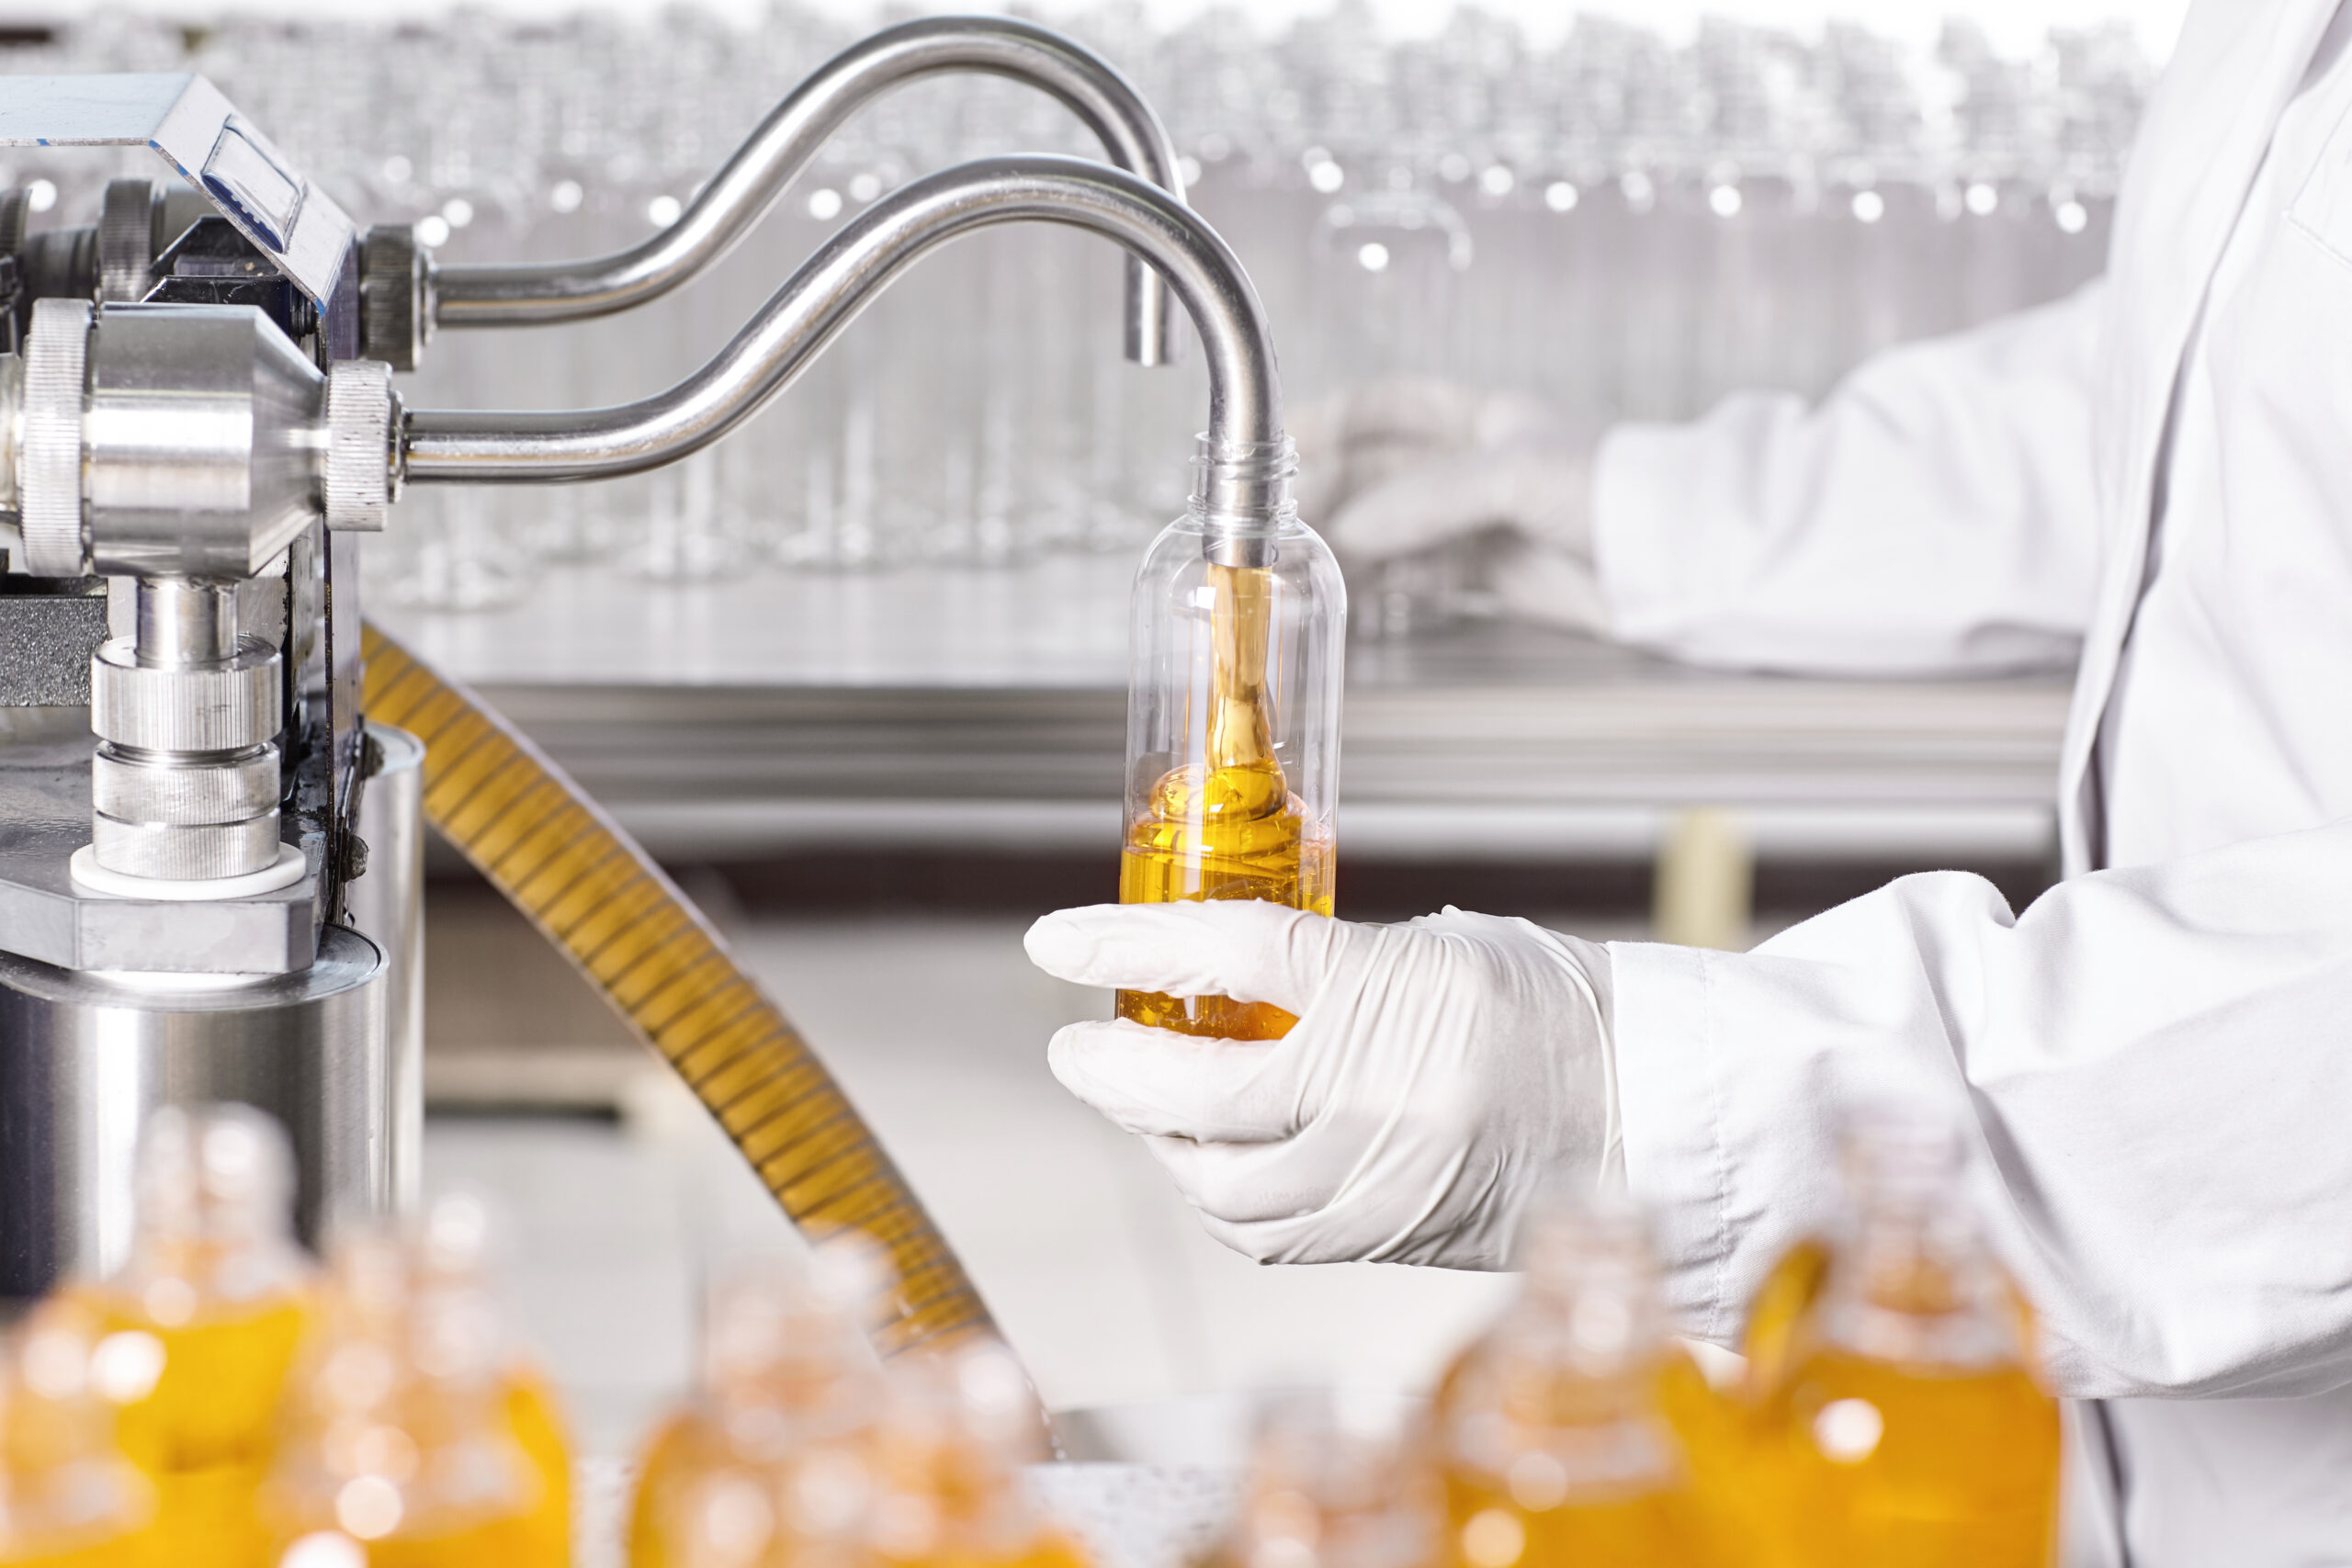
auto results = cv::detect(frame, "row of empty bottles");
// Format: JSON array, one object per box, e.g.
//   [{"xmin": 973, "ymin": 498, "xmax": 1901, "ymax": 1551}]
[{"xmin": 0, "ymin": 9, "xmax": 2137, "ymax": 606}]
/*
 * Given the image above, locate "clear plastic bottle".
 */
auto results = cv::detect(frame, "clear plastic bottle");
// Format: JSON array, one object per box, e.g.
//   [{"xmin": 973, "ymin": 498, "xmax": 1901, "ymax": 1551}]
[
  {"xmin": 65, "ymin": 1105, "xmax": 313, "ymax": 1568},
  {"xmin": 1222, "ymin": 1390, "xmax": 1435, "ymax": 1568},
  {"xmin": 628, "ymin": 1245, "xmax": 887, "ymax": 1568},
  {"xmin": 1434, "ymin": 1195, "xmax": 1720, "ymax": 1568},
  {"xmin": 867, "ymin": 1342, "xmax": 1081, "ymax": 1568},
  {"xmin": 262, "ymin": 1197, "xmax": 553, "ymax": 1568},
  {"xmin": 409, "ymin": 1195, "xmax": 571, "ymax": 1568},
  {"xmin": 1749, "ymin": 1101, "xmax": 2060, "ymax": 1567},
  {"xmin": 0, "ymin": 1302, "xmax": 153, "ymax": 1568},
  {"xmin": 1117, "ymin": 437, "xmax": 1345, "ymax": 1041}
]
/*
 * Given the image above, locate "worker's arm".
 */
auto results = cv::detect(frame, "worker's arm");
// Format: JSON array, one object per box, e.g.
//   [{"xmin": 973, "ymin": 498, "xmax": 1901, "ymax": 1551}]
[
  {"xmin": 1033, "ymin": 810, "xmax": 2352, "ymax": 1400},
  {"xmin": 1617, "ymin": 813, "xmax": 2352, "ymax": 1401},
  {"xmin": 1596, "ymin": 278, "xmax": 2108, "ymax": 674}
]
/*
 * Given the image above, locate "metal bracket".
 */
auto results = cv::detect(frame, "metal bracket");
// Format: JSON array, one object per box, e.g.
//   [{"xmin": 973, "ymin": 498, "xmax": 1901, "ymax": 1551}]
[{"xmin": 0, "ymin": 74, "xmax": 356, "ymax": 325}]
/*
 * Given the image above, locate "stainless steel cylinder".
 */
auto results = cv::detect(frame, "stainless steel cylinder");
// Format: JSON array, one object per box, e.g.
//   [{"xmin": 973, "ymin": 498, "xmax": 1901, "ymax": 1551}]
[
  {"xmin": 345, "ymin": 722, "xmax": 424, "ymax": 1213},
  {"xmin": 83, "ymin": 304, "xmax": 326, "ymax": 580},
  {"xmin": 0, "ymin": 925, "xmax": 389, "ymax": 1301},
  {"xmin": 133, "ymin": 579, "xmax": 236, "ymax": 665}
]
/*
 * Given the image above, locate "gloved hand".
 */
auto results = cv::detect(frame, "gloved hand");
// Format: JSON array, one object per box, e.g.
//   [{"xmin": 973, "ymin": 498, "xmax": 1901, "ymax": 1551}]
[
  {"xmin": 1024, "ymin": 900, "xmax": 1620, "ymax": 1269},
  {"xmin": 1290, "ymin": 377, "xmax": 1609, "ymax": 635}
]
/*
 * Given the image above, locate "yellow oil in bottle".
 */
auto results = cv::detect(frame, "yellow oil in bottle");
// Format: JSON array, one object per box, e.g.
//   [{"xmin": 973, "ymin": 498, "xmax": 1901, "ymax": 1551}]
[
  {"xmin": 262, "ymin": 1321, "xmax": 547, "ymax": 1568},
  {"xmin": 1737, "ymin": 1237, "xmax": 1831, "ymax": 1404},
  {"xmin": 869, "ymin": 1345, "xmax": 1083, "ymax": 1568},
  {"xmin": 503, "ymin": 1365, "xmax": 572, "ymax": 1568},
  {"xmin": 1436, "ymin": 1197, "xmax": 1717, "ymax": 1568},
  {"xmin": 1440, "ymin": 1354, "xmax": 1711, "ymax": 1568},
  {"xmin": 629, "ymin": 1247, "xmax": 889, "ymax": 1568},
  {"xmin": 67, "ymin": 1108, "xmax": 312, "ymax": 1568},
  {"xmin": 1768, "ymin": 1351, "xmax": 2056, "ymax": 1568},
  {"xmin": 265, "ymin": 1201, "xmax": 561, "ymax": 1568},
  {"xmin": 92, "ymin": 1294, "xmax": 310, "ymax": 1568},
  {"xmin": 1746, "ymin": 1113, "xmax": 2060, "ymax": 1568},
  {"xmin": 1118, "ymin": 562, "xmax": 1332, "ymax": 1041},
  {"xmin": 0, "ymin": 1303, "xmax": 153, "ymax": 1568},
  {"xmin": 1445, "ymin": 1472, "xmax": 1695, "ymax": 1568}
]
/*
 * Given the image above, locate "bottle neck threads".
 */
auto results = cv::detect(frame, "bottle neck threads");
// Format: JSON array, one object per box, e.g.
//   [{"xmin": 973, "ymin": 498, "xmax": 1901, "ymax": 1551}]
[{"xmin": 1190, "ymin": 434, "xmax": 1297, "ymax": 567}]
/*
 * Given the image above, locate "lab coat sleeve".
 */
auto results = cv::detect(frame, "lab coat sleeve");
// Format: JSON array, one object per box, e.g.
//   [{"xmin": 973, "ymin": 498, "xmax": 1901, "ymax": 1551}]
[
  {"xmin": 1609, "ymin": 813, "xmax": 2352, "ymax": 1401},
  {"xmin": 1593, "ymin": 279, "xmax": 2108, "ymax": 675}
]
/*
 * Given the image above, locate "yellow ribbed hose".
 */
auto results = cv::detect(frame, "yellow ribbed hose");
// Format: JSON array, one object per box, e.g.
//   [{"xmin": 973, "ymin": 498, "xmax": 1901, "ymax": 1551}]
[{"xmin": 359, "ymin": 622, "xmax": 996, "ymax": 1359}]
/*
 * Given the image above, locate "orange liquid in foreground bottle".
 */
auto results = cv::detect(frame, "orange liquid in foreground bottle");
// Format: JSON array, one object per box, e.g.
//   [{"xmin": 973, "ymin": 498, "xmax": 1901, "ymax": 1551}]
[
  {"xmin": 1436, "ymin": 1196, "xmax": 1731, "ymax": 1568},
  {"xmin": 0, "ymin": 1302, "xmax": 154, "ymax": 1568},
  {"xmin": 264, "ymin": 1197, "xmax": 568, "ymax": 1568},
  {"xmin": 1744, "ymin": 1108, "xmax": 2060, "ymax": 1568},
  {"xmin": 66, "ymin": 1108, "xmax": 313, "ymax": 1568}
]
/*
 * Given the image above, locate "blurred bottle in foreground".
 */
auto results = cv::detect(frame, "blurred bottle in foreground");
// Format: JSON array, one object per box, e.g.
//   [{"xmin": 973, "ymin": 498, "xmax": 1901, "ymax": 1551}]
[
  {"xmin": 1743, "ymin": 1095, "xmax": 2060, "ymax": 1567},
  {"xmin": 1220, "ymin": 1389, "xmax": 1435, "ymax": 1568},
  {"xmin": 867, "ymin": 1341, "xmax": 1077, "ymax": 1568},
  {"xmin": 628, "ymin": 1244, "xmax": 887, "ymax": 1568},
  {"xmin": 64, "ymin": 1107, "xmax": 313, "ymax": 1568},
  {"xmin": 0, "ymin": 1302, "xmax": 153, "ymax": 1566},
  {"xmin": 1434, "ymin": 1193, "xmax": 1731, "ymax": 1568},
  {"xmin": 262, "ymin": 1193, "xmax": 570, "ymax": 1568}
]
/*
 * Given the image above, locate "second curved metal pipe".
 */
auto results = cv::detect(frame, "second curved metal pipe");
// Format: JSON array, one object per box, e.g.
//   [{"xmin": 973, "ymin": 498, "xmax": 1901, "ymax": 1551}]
[
  {"xmin": 430, "ymin": 15, "xmax": 1185, "ymax": 366},
  {"xmin": 402, "ymin": 155, "xmax": 1285, "ymax": 538}
]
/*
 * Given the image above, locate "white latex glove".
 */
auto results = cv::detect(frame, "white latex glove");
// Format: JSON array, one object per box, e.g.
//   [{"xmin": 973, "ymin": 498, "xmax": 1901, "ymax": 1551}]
[
  {"xmin": 1290, "ymin": 376, "xmax": 1607, "ymax": 634},
  {"xmin": 1024, "ymin": 900, "xmax": 1619, "ymax": 1269}
]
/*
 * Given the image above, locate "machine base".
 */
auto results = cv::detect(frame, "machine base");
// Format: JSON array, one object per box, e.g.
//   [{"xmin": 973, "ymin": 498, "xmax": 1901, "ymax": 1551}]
[{"xmin": 0, "ymin": 922, "xmax": 390, "ymax": 1302}]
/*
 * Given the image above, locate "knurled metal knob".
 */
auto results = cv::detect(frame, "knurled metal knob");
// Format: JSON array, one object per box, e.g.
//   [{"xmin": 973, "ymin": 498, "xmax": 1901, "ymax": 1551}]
[
  {"xmin": 91, "ymin": 811, "xmax": 282, "ymax": 881},
  {"xmin": 92, "ymin": 745, "xmax": 279, "ymax": 826},
  {"xmin": 90, "ymin": 637, "xmax": 281, "ymax": 753},
  {"xmin": 358, "ymin": 224, "xmax": 428, "ymax": 372},
  {"xmin": 325, "ymin": 358, "xmax": 397, "ymax": 532},
  {"xmin": 19, "ymin": 298, "xmax": 90, "ymax": 578},
  {"xmin": 96, "ymin": 178, "xmax": 155, "ymax": 305}
]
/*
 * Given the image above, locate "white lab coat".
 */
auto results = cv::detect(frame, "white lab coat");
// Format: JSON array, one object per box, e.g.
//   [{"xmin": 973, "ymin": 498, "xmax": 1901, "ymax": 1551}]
[{"xmin": 1590, "ymin": 1, "xmax": 2352, "ymax": 1560}]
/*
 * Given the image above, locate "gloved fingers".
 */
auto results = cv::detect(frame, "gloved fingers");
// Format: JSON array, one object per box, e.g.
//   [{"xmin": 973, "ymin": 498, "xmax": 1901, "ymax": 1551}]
[
  {"xmin": 1341, "ymin": 376, "xmax": 1488, "ymax": 447},
  {"xmin": 1139, "ymin": 1130, "xmax": 1348, "ymax": 1229},
  {"xmin": 1486, "ymin": 439, "xmax": 1597, "ymax": 553},
  {"xmin": 1317, "ymin": 450, "xmax": 1498, "ymax": 563},
  {"xmin": 1024, "ymin": 900, "xmax": 1352, "ymax": 1016},
  {"xmin": 1047, "ymin": 1019, "xmax": 1303, "ymax": 1142},
  {"xmin": 1324, "ymin": 444, "xmax": 1590, "ymax": 564},
  {"xmin": 1488, "ymin": 537, "xmax": 1611, "ymax": 636}
]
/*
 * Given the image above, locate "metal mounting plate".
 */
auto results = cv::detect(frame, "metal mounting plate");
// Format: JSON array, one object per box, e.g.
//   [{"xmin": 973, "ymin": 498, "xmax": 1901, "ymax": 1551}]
[
  {"xmin": 0, "ymin": 73, "xmax": 356, "ymax": 312},
  {"xmin": 0, "ymin": 718, "xmax": 317, "ymax": 974}
]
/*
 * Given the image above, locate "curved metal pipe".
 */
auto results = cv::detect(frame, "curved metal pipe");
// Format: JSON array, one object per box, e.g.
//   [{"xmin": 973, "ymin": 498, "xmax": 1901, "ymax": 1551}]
[
  {"xmin": 402, "ymin": 156, "xmax": 1286, "ymax": 536},
  {"xmin": 429, "ymin": 15, "xmax": 1186, "ymax": 366}
]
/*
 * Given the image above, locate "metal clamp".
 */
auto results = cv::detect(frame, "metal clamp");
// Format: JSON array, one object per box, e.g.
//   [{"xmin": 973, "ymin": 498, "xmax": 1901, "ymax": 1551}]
[
  {"xmin": 325, "ymin": 358, "xmax": 398, "ymax": 532},
  {"xmin": 19, "ymin": 297, "xmax": 90, "ymax": 577}
]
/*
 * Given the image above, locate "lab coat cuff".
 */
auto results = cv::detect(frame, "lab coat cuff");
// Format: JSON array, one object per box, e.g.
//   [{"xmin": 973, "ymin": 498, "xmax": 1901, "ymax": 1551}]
[{"xmin": 1605, "ymin": 939, "xmax": 1739, "ymax": 1345}]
